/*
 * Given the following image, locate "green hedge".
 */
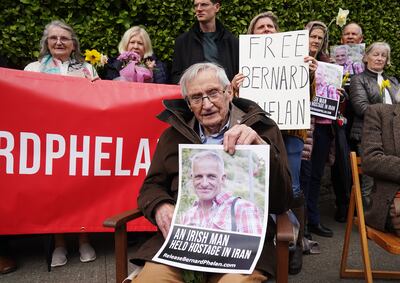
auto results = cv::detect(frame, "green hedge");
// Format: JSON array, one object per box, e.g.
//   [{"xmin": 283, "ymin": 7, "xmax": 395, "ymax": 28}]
[{"xmin": 1, "ymin": 0, "xmax": 399, "ymax": 76}]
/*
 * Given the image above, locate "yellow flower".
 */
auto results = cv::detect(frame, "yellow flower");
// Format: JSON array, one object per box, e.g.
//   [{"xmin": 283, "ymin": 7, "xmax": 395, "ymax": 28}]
[
  {"xmin": 84, "ymin": 49, "xmax": 101, "ymax": 65},
  {"xmin": 379, "ymin": 79, "xmax": 391, "ymax": 96},
  {"xmin": 336, "ymin": 8, "xmax": 349, "ymax": 27},
  {"xmin": 342, "ymin": 71, "xmax": 350, "ymax": 86}
]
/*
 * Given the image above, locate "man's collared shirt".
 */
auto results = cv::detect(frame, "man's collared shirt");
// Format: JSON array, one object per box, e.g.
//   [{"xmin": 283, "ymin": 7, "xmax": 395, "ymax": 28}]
[
  {"xmin": 180, "ymin": 191, "xmax": 263, "ymax": 235},
  {"xmin": 198, "ymin": 118, "xmax": 230, "ymax": 144}
]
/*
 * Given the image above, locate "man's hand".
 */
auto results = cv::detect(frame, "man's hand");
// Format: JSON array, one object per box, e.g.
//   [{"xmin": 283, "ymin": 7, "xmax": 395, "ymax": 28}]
[
  {"xmin": 223, "ymin": 124, "xmax": 266, "ymax": 155},
  {"xmin": 154, "ymin": 203, "xmax": 175, "ymax": 239}
]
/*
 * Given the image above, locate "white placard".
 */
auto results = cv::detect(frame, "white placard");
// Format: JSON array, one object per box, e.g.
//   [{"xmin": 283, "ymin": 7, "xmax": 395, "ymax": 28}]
[
  {"xmin": 153, "ymin": 144, "xmax": 269, "ymax": 274},
  {"xmin": 239, "ymin": 30, "xmax": 310, "ymax": 130}
]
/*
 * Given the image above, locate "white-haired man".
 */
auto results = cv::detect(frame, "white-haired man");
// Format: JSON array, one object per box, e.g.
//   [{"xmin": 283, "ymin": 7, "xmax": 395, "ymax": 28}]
[{"xmin": 131, "ymin": 62, "xmax": 292, "ymax": 282}]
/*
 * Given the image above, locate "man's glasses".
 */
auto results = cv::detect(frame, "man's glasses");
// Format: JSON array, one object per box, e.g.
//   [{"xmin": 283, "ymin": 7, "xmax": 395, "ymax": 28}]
[
  {"xmin": 48, "ymin": 36, "xmax": 72, "ymax": 44},
  {"xmin": 186, "ymin": 88, "xmax": 227, "ymax": 106}
]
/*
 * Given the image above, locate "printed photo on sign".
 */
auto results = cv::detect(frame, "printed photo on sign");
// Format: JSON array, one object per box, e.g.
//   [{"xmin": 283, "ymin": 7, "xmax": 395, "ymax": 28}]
[
  {"xmin": 330, "ymin": 44, "xmax": 365, "ymax": 76},
  {"xmin": 239, "ymin": 30, "xmax": 310, "ymax": 130},
  {"xmin": 310, "ymin": 61, "xmax": 343, "ymax": 120},
  {"xmin": 153, "ymin": 144, "xmax": 270, "ymax": 274}
]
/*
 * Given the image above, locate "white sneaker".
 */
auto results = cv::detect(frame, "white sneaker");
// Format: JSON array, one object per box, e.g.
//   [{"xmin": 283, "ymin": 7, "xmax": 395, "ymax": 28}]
[
  {"xmin": 51, "ymin": 247, "xmax": 68, "ymax": 267},
  {"xmin": 79, "ymin": 243, "xmax": 96, "ymax": 263}
]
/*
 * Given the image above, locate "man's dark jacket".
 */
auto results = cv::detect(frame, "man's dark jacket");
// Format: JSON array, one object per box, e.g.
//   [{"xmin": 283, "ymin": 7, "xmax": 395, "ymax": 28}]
[
  {"xmin": 170, "ymin": 19, "xmax": 239, "ymax": 84},
  {"xmin": 130, "ymin": 97, "xmax": 293, "ymax": 276}
]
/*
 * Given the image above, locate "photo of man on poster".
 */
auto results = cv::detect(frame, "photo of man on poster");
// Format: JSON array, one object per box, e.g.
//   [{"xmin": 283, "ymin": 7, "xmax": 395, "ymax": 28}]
[{"xmin": 179, "ymin": 150, "xmax": 263, "ymax": 236}]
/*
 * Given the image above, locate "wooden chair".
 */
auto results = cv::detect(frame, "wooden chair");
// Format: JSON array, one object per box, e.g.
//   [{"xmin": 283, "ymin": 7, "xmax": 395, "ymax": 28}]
[
  {"xmin": 104, "ymin": 209, "xmax": 294, "ymax": 283},
  {"xmin": 340, "ymin": 151, "xmax": 400, "ymax": 282}
]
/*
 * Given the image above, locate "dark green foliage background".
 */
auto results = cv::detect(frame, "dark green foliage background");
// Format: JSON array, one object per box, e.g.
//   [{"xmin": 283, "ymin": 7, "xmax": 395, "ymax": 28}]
[{"xmin": 1, "ymin": 0, "xmax": 400, "ymax": 76}]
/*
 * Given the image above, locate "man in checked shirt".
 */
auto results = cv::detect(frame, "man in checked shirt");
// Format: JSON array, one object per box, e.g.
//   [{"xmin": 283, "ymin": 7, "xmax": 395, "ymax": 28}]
[{"xmin": 180, "ymin": 150, "xmax": 263, "ymax": 235}]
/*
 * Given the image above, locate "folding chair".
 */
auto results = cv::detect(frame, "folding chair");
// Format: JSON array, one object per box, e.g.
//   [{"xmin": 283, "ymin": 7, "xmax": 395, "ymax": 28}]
[
  {"xmin": 340, "ymin": 151, "xmax": 400, "ymax": 282},
  {"xmin": 104, "ymin": 209, "xmax": 294, "ymax": 283}
]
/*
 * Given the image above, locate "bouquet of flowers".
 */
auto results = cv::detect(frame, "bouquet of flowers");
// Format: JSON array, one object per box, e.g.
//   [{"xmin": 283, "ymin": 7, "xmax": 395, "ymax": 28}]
[{"xmin": 117, "ymin": 51, "xmax": 153, "ymax": 83}]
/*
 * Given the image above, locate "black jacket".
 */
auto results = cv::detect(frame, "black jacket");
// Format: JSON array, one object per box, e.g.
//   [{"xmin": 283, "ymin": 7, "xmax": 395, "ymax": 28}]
[
  {"xmin": 170, "ymin": 19, "xmax": 239, "ymax": 84},
  {"xmin": 349, "ymin": 68, "xmax": 399, "ymax": 141}
]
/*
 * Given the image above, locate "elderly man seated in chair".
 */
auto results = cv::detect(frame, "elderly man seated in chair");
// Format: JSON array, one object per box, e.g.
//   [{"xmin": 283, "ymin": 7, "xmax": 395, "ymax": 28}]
[
  {"xmin": 130, "ymin": 62, "xmax": 293, "ymax": 282},
  {"xmin": 362, "ymin": 102, "xmax": 400, "ymax": 236}
]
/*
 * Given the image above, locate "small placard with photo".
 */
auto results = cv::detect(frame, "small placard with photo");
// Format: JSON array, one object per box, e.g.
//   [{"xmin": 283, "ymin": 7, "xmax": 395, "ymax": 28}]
[{"xmin": 310, "ymin": 62, "xmax": 343, "ymax": 120}]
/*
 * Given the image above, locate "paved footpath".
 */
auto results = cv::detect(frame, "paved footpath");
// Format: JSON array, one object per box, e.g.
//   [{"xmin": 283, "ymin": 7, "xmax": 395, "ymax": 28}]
[{"xmin": 2, "ymin": 198, "xmax": 400, "ymax": 283}]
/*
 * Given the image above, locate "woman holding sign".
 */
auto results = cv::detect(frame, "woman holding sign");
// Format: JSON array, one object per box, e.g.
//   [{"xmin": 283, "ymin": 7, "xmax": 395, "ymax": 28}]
[
  {"xmin": 303, "ymin": 21, "xmax": 337, "ymax": 240},
  {"xmin": 231, "ymin": 12, "xmax": 320, "ymax": 275}
]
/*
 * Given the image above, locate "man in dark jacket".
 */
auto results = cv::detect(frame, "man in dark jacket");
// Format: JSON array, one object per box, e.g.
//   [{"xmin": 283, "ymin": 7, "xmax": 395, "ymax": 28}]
[
  {"xmin": 170, "ymin": 0, "xmax": 239, "ymax": 84},
  {"xmin": 130, "ymin": 62, "xmax": 292, "ymax": 282}
]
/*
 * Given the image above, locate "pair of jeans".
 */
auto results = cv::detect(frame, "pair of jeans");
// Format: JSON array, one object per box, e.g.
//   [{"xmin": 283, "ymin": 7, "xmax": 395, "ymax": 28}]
[
  {"xmin": 307, "ymin": 124, "xmax": 333, "ymax": 225},
  {"xmin": 283, "ymin": 136, "xmax": 304, "ymax": 198}
]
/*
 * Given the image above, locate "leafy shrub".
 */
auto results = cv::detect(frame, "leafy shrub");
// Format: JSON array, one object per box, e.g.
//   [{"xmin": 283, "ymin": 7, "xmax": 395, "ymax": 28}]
[{"xmin": 1, "ymin": 0, "xmax": 399, "ymax": 76}]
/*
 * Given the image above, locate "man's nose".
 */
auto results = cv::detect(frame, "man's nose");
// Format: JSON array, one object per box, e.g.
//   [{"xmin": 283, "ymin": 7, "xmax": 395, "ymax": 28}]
[
  {"xmin": 201, "ymin": 96, "xmax": 214, "ymax": 108},
  {"xmin": 199, "ymin": 176, "xmax": 210, "ymax": 186}
]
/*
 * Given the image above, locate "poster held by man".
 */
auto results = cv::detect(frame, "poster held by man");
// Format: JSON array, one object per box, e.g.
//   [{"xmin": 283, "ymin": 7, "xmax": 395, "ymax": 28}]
[{"xmin": 153, "ymin": 144, "xmax": 270, "ymax": 274}]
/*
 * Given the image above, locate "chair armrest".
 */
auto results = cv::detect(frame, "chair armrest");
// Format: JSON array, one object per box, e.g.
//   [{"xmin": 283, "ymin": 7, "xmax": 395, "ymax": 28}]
[
  {"xmin": 103, "ymin": 208, "xmax": 143, "ymax": 229},
  {"xmin": 276, "ymin": 212, "xmax": 295, "ymax": 242},
  {"xmin": 103, "ymin": 208, "xmax": 144, "ymax": 283}
]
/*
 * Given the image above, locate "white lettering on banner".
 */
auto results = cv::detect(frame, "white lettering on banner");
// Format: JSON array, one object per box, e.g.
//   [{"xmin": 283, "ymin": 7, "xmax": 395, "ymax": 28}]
[
  {"xmin": 45, "ymin": 134, "xmax": 66, "ymax": 175},
  {"xmin": 0, "ymin": 131, "xmax": 152, "ymax": 176},
  {"xmin": 115, "ymin": 137, "xmax": 131, "ymax": 176},
  {"xmin": 19, "ymin": 132, "xmax": 41, "ymax": 174},
  {"xmin": 94, "ymin": 136, "xmax": 112, "ymax": 176},
  {"xmin": 133, "ymin": 138, "xmax": 150, "ymax": 176},
  {"xmin": 0, "ymin": 131, "xmax": 14, "ymax": 173},
  {"xmin": 69, "ymin": 135, "xmax": 90, "ymax": 176}
]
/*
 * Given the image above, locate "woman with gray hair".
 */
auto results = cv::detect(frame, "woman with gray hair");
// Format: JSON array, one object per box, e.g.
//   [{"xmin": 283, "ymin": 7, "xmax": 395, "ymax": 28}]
[
  {"xmin": 24, "ymin": 20, "xmax": 97, "ymax": 267},
  {"xmin": 102, "ymin": 26, "xmax": 167, "ymax": 83},
  {"xmin": 350, "ymin": 41, "xmax": 399, "ymax": 198},
  {"xmin": 24, "ymin": 20, "xmax": 97, "ymax": 80}
]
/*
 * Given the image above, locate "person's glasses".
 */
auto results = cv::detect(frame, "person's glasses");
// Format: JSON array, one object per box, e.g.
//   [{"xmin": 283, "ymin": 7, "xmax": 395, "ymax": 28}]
[
  {"xmin": 186, "ymin": 88, "xmax": 227, "ymax": 106},
  {"xmin": 48, "ymin": 36, "xmax": 72, "ymax": 44}
]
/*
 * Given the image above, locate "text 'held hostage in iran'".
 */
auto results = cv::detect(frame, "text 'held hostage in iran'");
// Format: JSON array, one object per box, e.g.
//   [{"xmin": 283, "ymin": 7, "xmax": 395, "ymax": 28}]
[
  {"xmin": 168, "ymin": 228, "xmax": 253, "ymax": 259},
  {"xmin": 239, "ymin": 30, "xmax": 311, "ymax": 130}
]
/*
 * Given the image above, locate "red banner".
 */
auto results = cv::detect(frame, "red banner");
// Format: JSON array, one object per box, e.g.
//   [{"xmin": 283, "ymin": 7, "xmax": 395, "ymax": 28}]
[{"xmin": 0, "ymin": 68, "xmax": 181, "ymax": 235}]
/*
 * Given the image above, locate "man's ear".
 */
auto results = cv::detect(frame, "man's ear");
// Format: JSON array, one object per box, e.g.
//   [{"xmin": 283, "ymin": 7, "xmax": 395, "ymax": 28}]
[
  {"xmin": 214, "ymin": 3, "xmax": 221, "ymax": 13},
  {"xmin": 227, "ymin": 85, "xmax": 234, "ymax": 102}
]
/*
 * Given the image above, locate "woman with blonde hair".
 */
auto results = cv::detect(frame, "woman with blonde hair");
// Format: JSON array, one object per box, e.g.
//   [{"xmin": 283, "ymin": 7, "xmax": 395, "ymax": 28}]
[{"xmin": 103, "ymin": 26, "xmax": 167, "ymax": 83}]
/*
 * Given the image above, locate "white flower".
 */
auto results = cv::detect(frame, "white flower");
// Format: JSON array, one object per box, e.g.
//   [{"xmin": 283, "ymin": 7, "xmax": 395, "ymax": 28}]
[
  {"xmin": 99, "ymin": 54, "xmax": 108, "ymax": 67},
  {"xmin": 336, "ymin": 8, "xmax": 349, "ymax": 27}
]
